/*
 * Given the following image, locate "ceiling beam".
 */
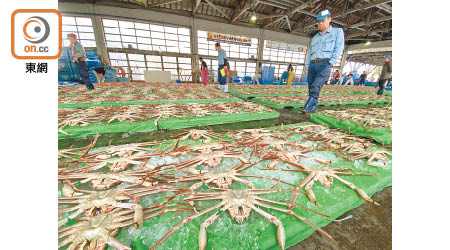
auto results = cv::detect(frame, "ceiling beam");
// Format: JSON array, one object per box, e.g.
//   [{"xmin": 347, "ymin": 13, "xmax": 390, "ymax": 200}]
[
  {"xmin": 303, "ymin": 0, "xmax": 392, "ymax": 31},
  {"xmin": 259, "ymin": 0, "xmax": 291, "ymax": 9},
  {"xmin": 347, "ymin": 27, "xmax": 391, "ymax": 39},
  {"xmin": 349, "ymin": 15, "xmax": 391, "ymax": 29},
  {"xmin": 263, "ymin": 0, "xmax": 319, "ymax": 28},
  {"xmin": 193, "ymin": 0, "xmax": 201, "ymax": 14},
  {"xmin": 337, "ymin": 0, "xmax": 392, "ymax": 17},
  {"xmin": 231, "ymin": 0, "xmax": 257, "ymax": 23},
  {"xmin": 203, "ymin": 0, "xmax": 230, "ymax": 20},
  {"xmin": 285, "ymin": 16, "xmax": 291, "ymax": 31},
  {"xmin": 148, "ymin": 0, "xmax": 185, "ymax": 8},
  {"xmin": 376, "ymin": 3, "xmax": 392, "ymax": 14},
  {"xmin": 291, "ymin": 14, "xmax": 304, "ymax": 32}
]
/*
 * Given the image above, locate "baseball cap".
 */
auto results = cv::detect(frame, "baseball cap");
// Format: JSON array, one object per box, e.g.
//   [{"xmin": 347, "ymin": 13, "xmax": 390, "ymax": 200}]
[
  {"xmin": 67, "ymin": 33, "xmax": 77, "ymax": 39},
  {"xmin": 317, "ymin": 10, "xmax": 331, "ymax": 21},
  {"xmin": 384, "ymin": 54, "xmax": 392, "ymax": 58}
]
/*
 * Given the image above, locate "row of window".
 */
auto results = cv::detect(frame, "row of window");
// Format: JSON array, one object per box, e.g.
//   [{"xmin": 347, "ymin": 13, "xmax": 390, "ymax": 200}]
[
  {"xmin": 62, "ymin": 15, "xmax": 344, "ymax": 81},
  {"xmin": 109, "ymin": 52, "xmax": 192, "ymax": 81}
]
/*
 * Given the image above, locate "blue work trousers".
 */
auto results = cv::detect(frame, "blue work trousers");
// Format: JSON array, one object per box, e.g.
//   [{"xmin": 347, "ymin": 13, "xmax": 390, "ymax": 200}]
[
  {"xmin": 377, "ymin": 79, "xmax": 387, "ymax": 95},
  {"xmin": 218, "ymin": 65, "xmax": 227, "ymax": 85},
  {"xmin": 304, "ymin": 61, "xmax": 332, "ymax": 112},
  {"xmin": 75, "ymin": 61, "xmax": 95, "ymax": 90}
]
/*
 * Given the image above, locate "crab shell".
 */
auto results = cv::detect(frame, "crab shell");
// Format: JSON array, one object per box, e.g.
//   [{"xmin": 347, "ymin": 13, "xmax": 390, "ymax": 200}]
[{"xmin": 226, "ymin": 191, "xmax": 252, "ymax": 224}]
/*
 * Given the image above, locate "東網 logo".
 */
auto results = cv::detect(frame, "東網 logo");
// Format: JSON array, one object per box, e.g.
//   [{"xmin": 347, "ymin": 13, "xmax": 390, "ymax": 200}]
[{"xmin": 11, "ymin": 9, "xmax": 62, "ymax": 59}]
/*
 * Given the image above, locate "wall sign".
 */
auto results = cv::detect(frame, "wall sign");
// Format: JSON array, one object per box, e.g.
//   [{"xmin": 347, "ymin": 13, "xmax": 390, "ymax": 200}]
[{"xmin": 207, "ymin": 32, "xmax": 252, "ymax": 46}]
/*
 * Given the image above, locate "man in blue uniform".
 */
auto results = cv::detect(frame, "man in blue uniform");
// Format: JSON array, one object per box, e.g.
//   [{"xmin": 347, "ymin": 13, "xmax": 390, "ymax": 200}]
[
  {"xmin": 303, "ymin": 10, "xmax": 344, "ymax": 113},
  {"xmin": 215, "ymin": 42, "xmax": 229, "ymax": 92}
]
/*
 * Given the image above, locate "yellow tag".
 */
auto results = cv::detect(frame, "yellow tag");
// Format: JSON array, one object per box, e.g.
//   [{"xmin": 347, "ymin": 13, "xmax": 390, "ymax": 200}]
[{"xmin": 220, "ymin": 69, "xmax": 225, "ymax": 76}]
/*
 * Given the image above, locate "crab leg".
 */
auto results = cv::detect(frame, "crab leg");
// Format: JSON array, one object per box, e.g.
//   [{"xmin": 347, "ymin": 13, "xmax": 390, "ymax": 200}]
[
  {"xmin": 288, "ymin": 172, "xmax": 315, "ymax": 209},
  {"xmin": 333, "ymin": 175, "xmax": 379, "ymax": 205},
  {"xmin": 253, "ymin": 200, "xmax": 337, "ymax": 246},
  {"xmin": 149, "ymin": 200, "xmax": 226, "ymax": 250},
  {"xmin": 237, "ymin": 174, "xmax": 296, "ymax": 187},
  {"xmin": 249, "ymin": 204, "xmax": 286, "ymax": 250},
  {"xmin": 198, "ymin": 204, "xmax": 232, "ymax": 250},
  {"xmin": 255, "ymin": 196, "xmax": 329, "ymax": 217}
]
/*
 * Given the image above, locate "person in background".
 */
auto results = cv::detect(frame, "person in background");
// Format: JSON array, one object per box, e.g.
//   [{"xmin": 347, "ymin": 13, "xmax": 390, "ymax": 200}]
[
  {"xmin": 199, "ymin": 57, "xmax": 208, "ymax": 86},
  {"xmin": 376, "ymin": 54, "xmax": 392, "ymax": 95},
  {"xmin": 338, "ymin": 72, "xmax": 347, "ymax": 85},
  {"xmin": 303, "ymin": 9, "xmax": 344, "ymax": 113},
  {"xmin": 286, "ymin": 64, "xmax": 295, "ymax": 85},
  {"xmin": 67, "ymin": 33, "xmax": 94, "ymax": 90},
  {"xmin": 254, "ymin": 62, "xmax": 262, "ymax": 84},
  {"xmin": 215, "ymin": 42, "xmax": 228, "ymax": 92},
  {"xmin": 358, "ymin": 71, "xmax": 367, "ymax": 86},
  {"xmin": 344, "ymin": 73, "xmax": 354, "ymax": 85},
  {"xmin": 279, "ymin": 71, "xmax": 289, "ymax": 84},
  {"xmin": 331, "ymin": 70, "xmax": 340, "ymax": 85},
  {"xmin": 92, "ymin": 65, "xmax": 107, "ymax": 85}
]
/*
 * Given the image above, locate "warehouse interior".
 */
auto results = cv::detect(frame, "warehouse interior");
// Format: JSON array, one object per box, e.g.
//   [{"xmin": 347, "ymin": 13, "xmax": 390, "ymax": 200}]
[{"xmin": 57, "ymin": 0, "xmax": 393, "ymax": 249}]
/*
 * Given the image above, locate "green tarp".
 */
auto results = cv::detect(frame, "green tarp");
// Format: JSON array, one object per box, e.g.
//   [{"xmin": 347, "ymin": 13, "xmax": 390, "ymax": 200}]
[
  {"xmin": 310, "ymin": 113, "xmax": 392, "ymax": 145},
  {"xmin": 230, "ymin": 91, "xmax": 391, "ymax": 99},
  {"xmin": 58, "ymin": 111, "xmax": 279, "ymax": 140},
  {"xmin": 59, "ymin": 98, "xmax": 242, "ymax": 109},
  {"xmin": 59, "ymin": 122, "xmax": 392, "ymax": 250},
  {"xmin": 252, "ymin": 98, "xmax": 392, "ymax": 109}
]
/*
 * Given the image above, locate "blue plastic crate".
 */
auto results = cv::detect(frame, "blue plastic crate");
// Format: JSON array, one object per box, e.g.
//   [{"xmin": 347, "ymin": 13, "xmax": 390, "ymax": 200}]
[{"xmin": 118, "ymin": 77, "xmax": 130, "ymax": 82}]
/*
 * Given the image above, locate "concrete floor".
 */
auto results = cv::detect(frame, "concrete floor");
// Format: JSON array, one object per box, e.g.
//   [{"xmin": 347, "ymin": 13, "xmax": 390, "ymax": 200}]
[{"xmin": 288, "ymin": 186, "xmax": 392, "ymax": 250}]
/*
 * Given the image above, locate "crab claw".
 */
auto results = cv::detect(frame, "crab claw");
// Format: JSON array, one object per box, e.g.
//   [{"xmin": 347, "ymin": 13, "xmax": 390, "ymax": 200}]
[
  {"xmin": 134, "ymin": 204, "xmax": 143, "ymax": 227},
  {"xmin": 355, "ymin": 188, "xmax": 380, "ymax": 206},
  {"xmin": 62, "ymin": 184, "xmax": 75, "ymax": 197},
  {"xmin": 199, "ymin": 224, "xmax": 207, "ymax": 250},
  {"xmin": 276, "ymin": 223, "xmax": 286, "ymax": 250},
  {"xmin": 306, "ymin": 189, "xmax": 320, "ymax": 207}
]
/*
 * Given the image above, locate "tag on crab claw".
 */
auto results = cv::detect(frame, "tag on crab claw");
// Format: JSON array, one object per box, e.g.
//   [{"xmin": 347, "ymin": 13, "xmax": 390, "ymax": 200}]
[
  {"xmin": 196, "ymin": 166, "xmax": 202, "ymax": 170},
  {"xmin": 201, "ymin": 183, "xmax": 208, "ymax": 189},
  {"xmin": 73, "ymin": 181, "xmax": 81, "ymax": 185}
]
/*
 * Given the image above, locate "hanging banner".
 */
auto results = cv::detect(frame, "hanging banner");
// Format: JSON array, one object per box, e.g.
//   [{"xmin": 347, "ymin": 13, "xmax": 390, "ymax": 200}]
[
  {"xmin": 265, "ymin": 40, "xmax": 305, "ymax": 52},
  {"xmin": 207, "ymin": 32, "xmax": 252, "ymax": 46}
]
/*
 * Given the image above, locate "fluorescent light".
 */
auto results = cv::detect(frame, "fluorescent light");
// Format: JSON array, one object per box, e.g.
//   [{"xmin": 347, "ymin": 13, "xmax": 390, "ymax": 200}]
[
  {"xmin": 250, "ymin": 13, "xmax": 257, "ymax": 22},
  {"xmin": 365, "ymin": 41, "xmax": 371, "ymax": 46}
]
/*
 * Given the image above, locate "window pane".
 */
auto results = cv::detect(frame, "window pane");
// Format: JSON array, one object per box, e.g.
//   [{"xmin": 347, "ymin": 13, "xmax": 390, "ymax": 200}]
[
  {"xmin": 178, "ymin": 28, "xmax": 190, "ymax": 35},
  {"xmin": 179, "ymin": 42, "xmax": 190, "ymax": 48},
  {"xmin": 137, "ymin": 37, "xmax": 151, "ymax": 44},
  {"xmin": 121, "ymin": 28, "xmax": 135, "ymax": 36},
  {"xmin": 119, "ymin": 21, "xmax": 134, "ymax": 28},
  {"xmin": 166, "ymin": 40, "xmax": 178, "ymax": 47},
  {"xmin": 135, "ymin": 22, "xmax": 149, "ymax": 30},
  {"xmin": 76, "ymin": 17, "xmax": 92, "ymax": 26},
  {"xmin": 146, "ymin": 55, "xmax": 161, "ymax": 62},
  {"xmin": 165, "ymin": 26, "xmax": 178, "ymax": 34},
  {"xmin": 136, "ymin": 30, "xmax": 150, "ymax": 37},
  {"xmin": 150, "ymin": 25, "xmax": 164, "ymax": 32},
  {"xmin": 81, "ymin": 40, "xmax": 97, "ymax": 47},
  {"xmin": 167, "ymin": 47, "xmax": 179, "ymax": 53},
  {"xmin": 107, "ymin": 41, "xmax": 122, "ymax": 48},
  {"xmin": 121, "ymin": 36, "xmax": 136, "ymax": 43},
  {"xmin": 138, "ymin": 44, "xmax": 151, "ymax": 50},
  {"xmin": 62, "ymin": 16, "xmax": 76, "ymax": 25},
  {"xmin": 178, "ymin": 57, "xmax": 191, "ymax": 63},
  {"xmin": 151, "ymin": 32, "xmax": 165, "ymax": 39},
  {"xmin": 152, "ymin": 39, "xmax": 165, "ymax": 45},
  {"xmin": 103, "ymin": 19, "xmax": 118, "ymax": 27},
  {"xmin": 77, "ymin": 26, "xmax": 93, "ymax": 33},
  {"xmin": 163, "ymin": 56, "xmax": 177, "ymax": 63},
  {"xmin": 104, "ymin": 27, "xmax": 120, "ymax": 34}
]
